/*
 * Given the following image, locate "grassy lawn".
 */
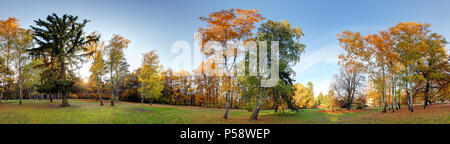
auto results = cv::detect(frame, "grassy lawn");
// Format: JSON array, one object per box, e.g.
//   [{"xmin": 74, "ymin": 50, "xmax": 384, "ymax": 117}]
[{"xmin": 0, "ymin": 99, "xmax": 448, "ymax": 124}]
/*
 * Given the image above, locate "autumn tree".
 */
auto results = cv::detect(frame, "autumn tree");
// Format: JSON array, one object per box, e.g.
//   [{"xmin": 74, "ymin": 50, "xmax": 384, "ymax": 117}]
[
  {"xmin": 0, "ymin": 56, "xmax": 6, "ymax": 104},
  {"xmin": 192, "ymin": 61, "xmax": 220, "ymax": 107},
  {"xmin": 317, "ymin": 92, "xmax": 329, "ymax": 108},
  {"xmin": 293, "ymin": 82, "xmax": 315, "ymax": 109},
  {"xmin": 22, "ymin": 55, "xmax": 43, "ymax": 101},
  {"xmin": 326, "ymin": 89, "xmax": 339, "ymax": 110},
  {"xmin": 15, "ymin": 29, "xmax": 33, "ymax": 105},
  {"xmin": 414, "ymin": 33, "xmax": 448, "ymax": 108},
  {"xmin": 199, "ymin": 8, "xmax": 263, "ymax": 119},
  {"xmin": 105, "ymin": 34, "xmax": 130, "ymax": 106},
  {"xmin": 161, "ymin": 68, "xmax": 175, "ymax": 104},
  {"xmin": 116, "ymin": 57, "xmax": 130, "ymax": 101},
  {"xmin": 387, "ymin": 22, "xmax": 449, "ymax": 112},
  {"xmin": 137, "ymin": 50, "xmax": 164, "ymax": 106},
  {"xmin": 87, "ymin": 32, "xmax": 106, "ymax": 105},
  {"xmin": 0, "ymin": 17, "xmax": 22, "ymax": 104},
  {"xmin": 116, "ymin": 68, "xmax": 141, "ymax": 102},
  {"xmin": 0, "ymin": 18, "xmax": 33, "ymax": 105},
  {"xmin": 338, "ymin": 29, "xmax": 398, "ymax": 112}
]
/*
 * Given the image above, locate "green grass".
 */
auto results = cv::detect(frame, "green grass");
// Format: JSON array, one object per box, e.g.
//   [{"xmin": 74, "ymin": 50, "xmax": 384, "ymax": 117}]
[{"xmin": 0, "ymin": 99, "xmax": 448, "ymax": 124}]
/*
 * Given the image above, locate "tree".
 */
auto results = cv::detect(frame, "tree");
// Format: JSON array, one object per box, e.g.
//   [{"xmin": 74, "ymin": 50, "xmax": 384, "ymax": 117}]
[
  {"xmin": 199, "ymin": 8, "xmax": 263, "ymax": 119},
  {"xmin": 331, "ymin": 66, "xmax": 365, "ymax": 110},
  {"xmin": 22, "ymin": 58, "xmax": 44, "ymax": 101},
  {"xmin": 293, "ymin": 83, "xmax": 314, "ymax": 109},
  {"xmin": 0, "ymin": 56, "xmax": 7, "ymax": 105},
  {"xmin": 105, "ymin": 34, "xmax": 130, "ymax": 106},
  {"xmin": 0, "ymin": 17, "xmax": 23, "ymax": 105},
  {"xmin": 28, "ymin": 13, "xmax": 98, "ymax": 107},
  {"xmin": 326, "ymin": 89, "xmax": 338, "ymax": 110},
  {"xmin": 338, "ymin": 25, "xmax": 405, "ymax": 113},
  {"xmin": 389, "ymin": 22, "xmax": 433, "ymax": 112},
  {"xmin": 192, "ymin": 61, "xmax": 220, "ymax": 107},
  {"xmin": 137, "ymin": 50, "xmax": 164, "ymax": 106},
  {"xmin": 116, "ymin": 57, "xmax": 130, "ymax": 101},
  {"xmin": 15, "ymin": 29, "xmax": 33, "ymax": 105},
  {"xmin": 247, "ymin": 20, "xmax": 306, "ymax": 119},
  {"xmin": 161, "ymin": 68, "xmax": 175, "ymax": 104},
  {"xmin": 317, "ymin": 92, "xmax": 329, "ymax": 108},
  {"xmin": 414, "ymin": 33, "xmax": 448, "ymax": 108},
  {"xmin": 87, "ymin": 32, "xmax": 106, "ymax": 106}
]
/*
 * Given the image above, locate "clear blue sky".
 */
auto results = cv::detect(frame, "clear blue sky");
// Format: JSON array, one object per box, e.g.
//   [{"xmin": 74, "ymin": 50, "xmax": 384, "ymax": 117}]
[{"xmin": 1, "ymin": 0, "xmax": 450, "ymax": 96}]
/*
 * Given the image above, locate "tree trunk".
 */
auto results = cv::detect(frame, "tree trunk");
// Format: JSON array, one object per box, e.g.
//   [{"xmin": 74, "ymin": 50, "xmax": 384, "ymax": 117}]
[
  {"xmin": 50, "ymin": 93, "xmax": 53, "ymax": 102},
  {"xmin": 28, "ymin": 88, "xmax": 31, "ymax": 100},
  {"xmin": 251, "ymin": 102, "xmax": 261, "ymax": 120},
  {"xmin": 58, "ymin": 55, "xmax": 70, "ymax": 107},
  {"xmin": 391, "ymin": 78, "xmax": 395, "ymax": 112},
  {"xmin": 19, "ymin": 87, "xmax": 23, "ymax": 105},
  {"xmin": 115, "ymin": 72, "xmax": 119, "ymax": 102},
  {"xmin": 61, "ymin": 92, "xmax": 70, "ymax": 107},
  {"xmin": 0, "ymin": 93, "xmax": 3, "ymax": 105},
  {"xmin": 141, "ymin": 96, "xmax": 144, "ymax": 110},
  {"xmin": 148, "ymin": 94, "xmax": 152, "ymax": 105},
  {"xmin": 251, "ymin": 86, "xmax": 262, "ymax": 120},
  {"xmin": 274, "ymin": 104, "xmax": 278, "ymax": 113},
  {"xmin": 409, "ymin": 89, "xmax": 413, "ymax": 112},
  {"xmin": 110, "ymin": 66, "xmax": 115, "ymax": 106},
  {"xmin": 381, "ymin": 80, "xmax": 386, "ymax": 113},
  {"xmin": 424, "ymin": 80, "xmax": 430, "ymax": 109},
  {"xmin": 251, "ymin": 96, "xmax": 262, "ymax": 120},
  {"xmin": 407, "ymin": 92, "xmax": 410, "ymax": 110},
  {"xmin": 96, "ymin": 82, "xmax": 103, "ymax": 106},
  {"xmin": 223, "ymin": 92, "xmax": 230, "ymax": 119},
  {"xmin": 230, "ymin": 93, "xmax": 233, "ymax": 109}
]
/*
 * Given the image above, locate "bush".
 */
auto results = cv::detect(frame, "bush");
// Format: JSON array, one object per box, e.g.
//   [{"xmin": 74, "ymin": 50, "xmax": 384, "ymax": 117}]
[
  {"xmin": 245, "ymin": 102, "xmax": 255, "ymax": 112},
  {"xmin": 355, "ymin": 96, "xmax": 366, "ymax": 109},
  {"xmin": 356, "ymin": 102, "xmax": 364, "ymax": 109}
]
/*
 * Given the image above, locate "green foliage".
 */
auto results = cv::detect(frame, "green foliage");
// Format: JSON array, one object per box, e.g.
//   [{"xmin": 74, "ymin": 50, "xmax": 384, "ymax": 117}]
[
  {"xmin": 28, "ymin": 13, "xmax": 98, "ymax": 106},
  {"xmin": 256, "ymin": 20, "xmax": 305, "ymax": 85}
]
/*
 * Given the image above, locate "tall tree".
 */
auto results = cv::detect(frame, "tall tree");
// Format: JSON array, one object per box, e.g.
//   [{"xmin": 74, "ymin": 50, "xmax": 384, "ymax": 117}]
[
  {"xmin": 293, "ymin": 83, "xmax": 314, "ymax": 109},
  {"xmin": 331, "ymin": 65, "xmax": 365, "ymax": 110},
  {"xmin": 389, "ymin": 22, "xmax": 432, "ymax": 112},
  {"xmin": 105, "ymin": 34, "xmax": 130, "ymax": 106},
  {"xmin": 116, "ymin": 57, "xmax": 130, "ymax": 101},
  {"xmin": 0, "ymin": 17, "xmax": 22, "ymax": 104},
  {"xmin": 248, "ymin": 20, "xmax": 305, "ymax": 120},
  {"xmin": 0, "ymin": 57, "xmax": 7, "ymax": 104},
  {"xmin": 415, "ymin": 33, "xmax": 448, "ymax": 108},
  {"xmin": 338, "ymin": 29, "xmax": 398, "ymax": 112},
  {"xmin": 28, "ymin": 13, "xmax": 98, "ymax": 107},
  {"xmin": 317, "ymin": 92, "xmax": 328, "ymax": 108},
  {"xmin": 137, "ymin": 50, "xmax": 164, "ymax": 106},
  {"xmin": 199, "ymin": 8, "xmax": 263, "ymax": 119},
  {"xmin": 15, "ymin": 29, "xmax": 33, "ymax": 105},
  {"xmin": 87, "ymin": 32, "xmax": 106, "ymax": 106},
  {"xmin": 22, "ymin": 58, "xmax": 44, "ymax": 101}
]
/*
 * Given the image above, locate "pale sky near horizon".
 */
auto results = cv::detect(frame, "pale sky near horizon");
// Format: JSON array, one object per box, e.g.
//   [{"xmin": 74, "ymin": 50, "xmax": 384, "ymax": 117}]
[{"xmin": 1, "ymin": 0, "xmax": 450, "ymax": 96}]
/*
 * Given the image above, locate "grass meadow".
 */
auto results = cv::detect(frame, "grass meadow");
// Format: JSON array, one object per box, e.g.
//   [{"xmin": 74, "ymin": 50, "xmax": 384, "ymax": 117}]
[{"xmin": 0, "ymin": 99, "xmax": 448, "ymax": 124}]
